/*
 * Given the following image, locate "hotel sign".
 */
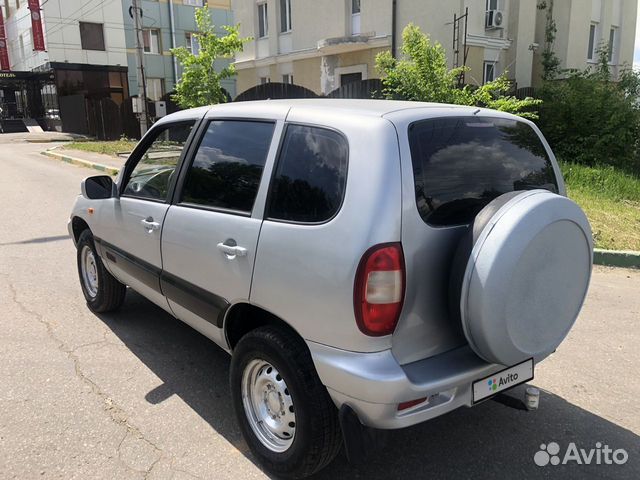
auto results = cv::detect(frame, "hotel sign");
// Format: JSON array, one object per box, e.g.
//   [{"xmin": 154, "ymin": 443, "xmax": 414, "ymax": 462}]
[{"xmin": 28, "ymin": 0, "xmax": 46, "ymax": 52}]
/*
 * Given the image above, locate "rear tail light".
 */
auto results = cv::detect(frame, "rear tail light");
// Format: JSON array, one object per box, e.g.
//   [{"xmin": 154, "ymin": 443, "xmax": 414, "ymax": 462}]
[
  {"xmin": 353, "ymin": 243, "xmax": 405, "ymax": 336},
  {"xmin": 398, "ymin": 397, "xmax": 428, "ymax": 411}
]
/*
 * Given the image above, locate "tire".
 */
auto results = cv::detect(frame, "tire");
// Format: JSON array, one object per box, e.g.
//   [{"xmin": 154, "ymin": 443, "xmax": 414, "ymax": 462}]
[
  {"xmin": 230, "ymin": 326, "xmax": 342, "ymax": 479},
  {"xmin": 76, "ymin": 229, "xmax": 126, "ymax": 313}
]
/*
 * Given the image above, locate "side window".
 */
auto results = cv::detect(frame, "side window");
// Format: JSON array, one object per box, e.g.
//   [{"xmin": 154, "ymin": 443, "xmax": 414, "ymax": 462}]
[
  {"xmin": 180, "ymin": 120, "xmax": 275, "ymax": 213},
  {"xmin": 122, "ymin": 122, "xmax": 194, "ymax": 201},
  {"xmin": 268, "ymin": 125, "xmax": 348, "ymax": 223}
]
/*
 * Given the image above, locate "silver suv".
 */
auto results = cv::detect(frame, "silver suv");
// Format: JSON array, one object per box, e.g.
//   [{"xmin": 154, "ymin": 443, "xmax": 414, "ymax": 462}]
[{"xmin": 69, "ymin": 100, "xmax": 593, "ymax": 478}]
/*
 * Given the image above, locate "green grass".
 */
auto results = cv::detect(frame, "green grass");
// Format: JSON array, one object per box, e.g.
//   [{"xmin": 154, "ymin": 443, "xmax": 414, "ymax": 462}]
[
  {"xmin": 560, "ymin": 162, "xmax": 640, "ymax": 251},
  {"xmin": 65, "ymin": 140, "xmax": 138, "ymax": 157}
]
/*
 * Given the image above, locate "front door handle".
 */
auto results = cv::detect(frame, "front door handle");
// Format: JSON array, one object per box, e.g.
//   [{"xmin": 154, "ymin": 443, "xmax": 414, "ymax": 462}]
[
  {"xmin": 217, "ymin": 242, "xmax": 247, "ymax": 257},
  {"xmin": 141, "ymin": 217, "xmax": 160, "ymax": 231}
]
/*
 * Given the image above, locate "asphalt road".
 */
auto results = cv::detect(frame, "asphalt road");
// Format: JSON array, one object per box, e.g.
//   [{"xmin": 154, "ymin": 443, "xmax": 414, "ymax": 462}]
[{"xmin": 1, "ymin": 139, "xmax": 639, "ymax": 479}]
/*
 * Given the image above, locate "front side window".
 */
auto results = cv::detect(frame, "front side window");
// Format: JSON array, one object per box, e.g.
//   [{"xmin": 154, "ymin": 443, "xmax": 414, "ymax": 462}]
[
  {"xmin": 408, "ymin": 117, "xmax": 558, "ymax": 226},
  {"xmin": 268, "ymin": 125, "xmax": 348, "ymax": 223},
  {"xmin": 122, "ymin": 122, "xmax": 194, "ymax": 201},
  {"xmin": 143, "ymin": 29, "xmax": 160, "ymax": 54},
  {"xmin": 258, "ymin": 3, "xmax": 268, "ymax": 38},
  {"xmin": 79, "ymin": 22, "xmax": 105, "ymax": 51},
  {"xmin": 180, "ymin": 120, "xmax": 275, "ymax": 213}
]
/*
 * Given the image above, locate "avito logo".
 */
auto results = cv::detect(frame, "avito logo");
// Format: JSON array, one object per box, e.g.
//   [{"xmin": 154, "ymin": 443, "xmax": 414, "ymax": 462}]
[
  {"xmin": 534, "ymin": 441, "xmax": 629, "ymax": 466},
  {"xmin": 487, "ymin": 372, "xmax": 519, "ymax": 392}
]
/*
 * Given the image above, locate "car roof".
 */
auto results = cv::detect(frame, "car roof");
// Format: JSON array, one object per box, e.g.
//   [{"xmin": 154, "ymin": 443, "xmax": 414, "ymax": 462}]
[{"xmin": 156, "ymin": 99, "xmax": 525, "ymax": 127}]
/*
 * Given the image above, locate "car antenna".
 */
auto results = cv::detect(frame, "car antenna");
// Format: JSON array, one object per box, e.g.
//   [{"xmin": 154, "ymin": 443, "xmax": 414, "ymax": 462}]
[{"xmin": 473, "ymin": 108, "xmax": 481, "ymax": 115}]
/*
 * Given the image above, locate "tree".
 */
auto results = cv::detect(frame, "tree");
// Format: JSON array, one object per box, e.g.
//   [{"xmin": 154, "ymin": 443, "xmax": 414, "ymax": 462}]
[
  {"xmin": 375, "ymin": 24, "xmax": 541, "ymax": 119},
  {"xmin": 537, "ymin": 1, "xmax": 561, "ymax": 81},
  {"xmin": 171, "ymin": 7, "xmax": 249, "ymax": 108}
]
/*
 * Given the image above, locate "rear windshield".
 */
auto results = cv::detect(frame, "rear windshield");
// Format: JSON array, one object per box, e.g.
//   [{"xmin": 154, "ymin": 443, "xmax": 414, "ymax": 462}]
[{"xmin": 408, "ymin": 116, "xmax": 558, "ymax": 226}]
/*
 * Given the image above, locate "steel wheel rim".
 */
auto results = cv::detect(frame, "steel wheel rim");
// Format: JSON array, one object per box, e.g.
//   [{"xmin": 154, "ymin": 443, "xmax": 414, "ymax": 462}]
[
  {"xmin": 80, "ymin": 245, "xmax": 99, "ymax": 298},
  {"xmin": 241, "ymin": 359, "xmax": 296, "ymax": 453}
]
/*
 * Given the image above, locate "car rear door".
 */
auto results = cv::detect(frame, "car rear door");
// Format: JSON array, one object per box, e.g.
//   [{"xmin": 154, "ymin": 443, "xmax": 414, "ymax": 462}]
[
  {"xmin": 160, "ymin": 116, "xmax": 282, "ymax": 348},
  {"xmin": 97, "ymin": 120, "xmax": 198, "ymax": 312}
]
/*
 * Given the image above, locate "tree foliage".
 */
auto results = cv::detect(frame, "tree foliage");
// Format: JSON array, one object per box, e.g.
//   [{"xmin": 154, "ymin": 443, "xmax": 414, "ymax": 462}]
[
  {"xmin": 171, "ymin": 7, "xmax": 249, "ymax": 108},
  {"xmin": 537, "ymin": 45, "xmax": 640, "ymax": 173},
  {"xmin": 375, "ymin": 24, "xmax": 541, "ymax": 119}
]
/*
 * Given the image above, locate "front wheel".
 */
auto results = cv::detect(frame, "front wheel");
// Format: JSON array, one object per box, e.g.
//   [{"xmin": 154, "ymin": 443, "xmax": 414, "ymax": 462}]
[
  {"xmin": 76, "ymin": 229, "xmax": 126, "ymax": 313},
  {"xmin": 230, "ymin": 326, "xmax": 342, "ymax": 479}
]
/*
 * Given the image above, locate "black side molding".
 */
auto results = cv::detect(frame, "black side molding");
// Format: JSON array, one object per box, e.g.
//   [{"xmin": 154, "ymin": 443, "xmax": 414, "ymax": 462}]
[
  {"xmin": 160, "ymin": 271, "xmax": 228, "ymax": 328},
  {"xmin": 95, "ymin": 237, "xmax": 162, "ymax": 294},
  {"xmin": 94, "ymin": 236, "xmax": 229, "ymax": 328}
]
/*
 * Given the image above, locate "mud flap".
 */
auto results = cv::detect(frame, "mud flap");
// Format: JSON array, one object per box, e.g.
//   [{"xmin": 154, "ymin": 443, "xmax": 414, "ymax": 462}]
[{"xmin": 339, "ymin": 404, "xmax": 388, "ymax": 464}]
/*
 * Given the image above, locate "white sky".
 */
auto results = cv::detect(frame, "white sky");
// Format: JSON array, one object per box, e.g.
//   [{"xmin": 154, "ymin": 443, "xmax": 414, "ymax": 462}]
[{"xmin": 635, "ymin": 4, "xmax": 640, "ymax": 68}]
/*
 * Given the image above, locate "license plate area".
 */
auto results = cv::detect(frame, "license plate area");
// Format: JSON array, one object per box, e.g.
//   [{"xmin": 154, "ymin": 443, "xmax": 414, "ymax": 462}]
[{"xmin": 472, "ymin": 358, "xmax": 534, "ymax": 404}]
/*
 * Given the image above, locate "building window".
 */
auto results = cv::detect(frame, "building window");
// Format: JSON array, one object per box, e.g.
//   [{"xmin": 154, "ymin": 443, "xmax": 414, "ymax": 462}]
[
  {"xmin": 340, "ymin": 72, "xmax": 362, "ymax": 85},
  {"xmin": 486, "ymin": 0, "xmax": 499, "ymax": 10},
  {"xmin": 483, "ymin": 62, "xmax": 496, "ymax": 84},
  {"xmin": 143, "ymin": 29, "xmax": 161, "ymax": 54},
  {"xmin": 608, "ymin": 27, "xmax": 617, "ymax": 63},
  {"xmin": 587, "ymin": 23, "xmax": 597, "ymax": 60},
  {"xmin": 280, "ymin": 0, "xmax": 292, "ymax": 32},
  {"xmin": 146, "ymin": 78, "xmax": 164, "ymax": 101},
  {"xmin": 258, "ymin": 3, "xmax": 268, "ymax": 38},
  {"xmin": 282, "ymin": 74, "xmax": 293, "ymax": 84},
  {"xmin": 351, "ymin": 0, "xmax": 361, "ymax": 35},
  {"xmin": 186, "ymin": 32, "xmax": 200, "ymax": 55},
  {"xmin": 183, "ymin": 0, "xmax": 205, "ymax": 6},
  {"xmin": 79, "ymin": 22, "xmax": 105, "ymax": 51},
  {"xmin": 260, "ymin": 76, "xmax": 270, "ymax": 85}
]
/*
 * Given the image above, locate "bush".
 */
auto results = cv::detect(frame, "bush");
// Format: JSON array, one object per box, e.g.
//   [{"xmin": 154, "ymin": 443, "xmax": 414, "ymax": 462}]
[
  {"xmin": 537, "ymin": 49, "xmax": 640, "ymax": 174},
  {"xmin": 375, "ymin": 24, "xmax": 541, "ymax": 119}
]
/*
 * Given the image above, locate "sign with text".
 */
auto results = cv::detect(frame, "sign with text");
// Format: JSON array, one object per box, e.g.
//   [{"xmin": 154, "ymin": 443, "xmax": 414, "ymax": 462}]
[
  {"xmin": 28, "ymin": 0, "xmax": 45, "ymax": 52},
  {"xmin": 0, "ymin": 7, "xmax": 10, "ymax": 70}
]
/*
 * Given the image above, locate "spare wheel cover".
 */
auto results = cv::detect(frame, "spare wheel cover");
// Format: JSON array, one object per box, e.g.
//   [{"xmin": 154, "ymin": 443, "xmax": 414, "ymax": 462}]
[{"xmin": 459, "ymin": 190, "xmax": 593, "ymax": 366}]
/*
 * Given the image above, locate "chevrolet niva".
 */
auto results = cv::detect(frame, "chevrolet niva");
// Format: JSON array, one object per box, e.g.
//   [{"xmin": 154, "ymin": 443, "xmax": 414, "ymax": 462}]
[{"xmin": 69, "ymin": 100, "xmax": 592, "ymax": 478}]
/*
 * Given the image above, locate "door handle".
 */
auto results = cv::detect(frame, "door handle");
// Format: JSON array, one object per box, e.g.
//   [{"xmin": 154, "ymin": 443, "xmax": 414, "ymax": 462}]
[
  {"xmin": 141, "ymin": 217, "xmax": 160, "ymax": 231},
  {"xmin": 217, "ymin": 242, "xmax": 247, "ymax": 257}
]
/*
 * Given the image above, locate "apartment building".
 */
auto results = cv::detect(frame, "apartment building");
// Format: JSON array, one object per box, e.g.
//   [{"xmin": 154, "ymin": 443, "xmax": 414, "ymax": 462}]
[
  {"xmin": 0, "ymin": 0, "xmax": 235, "ymax": 136},
  {"xmin": 121, "ymin": 0, "xmax": 236, "ymax": 102},
  {"xmin": 233, "ymin": 0, "xmax": 638, "ymax": 96}
]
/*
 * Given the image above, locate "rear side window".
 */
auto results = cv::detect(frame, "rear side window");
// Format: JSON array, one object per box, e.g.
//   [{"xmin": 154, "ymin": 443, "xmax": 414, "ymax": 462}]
[
  {"xmin": 181, "ymin": 120, "xmax": 275, "ymax": 213},
  {"xmin": 268, "ymin": 125, "xmax": 348, "ymax": 223},
  {"xmin": 408, "ymin": 117, "xmax": 558, "ymax": 226}
]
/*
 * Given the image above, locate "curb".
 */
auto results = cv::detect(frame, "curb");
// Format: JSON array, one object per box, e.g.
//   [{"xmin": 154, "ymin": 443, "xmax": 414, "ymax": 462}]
[
  {"xmin": 594, "ymin": 248, "xmax": 640, "ymax": 269},
  {"xmin": 41, "ymin": 147, "xmax": 120, "ymax": 176}
]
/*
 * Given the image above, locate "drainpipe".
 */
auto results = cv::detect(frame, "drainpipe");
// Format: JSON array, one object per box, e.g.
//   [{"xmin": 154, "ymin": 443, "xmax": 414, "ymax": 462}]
[
  {"xmin": 391, "ymin": 0, "xmax": 397, "ymax": 58},
  {"xmin": 168, "ymin": 0, "xmax": 178, "ymax": 87}
]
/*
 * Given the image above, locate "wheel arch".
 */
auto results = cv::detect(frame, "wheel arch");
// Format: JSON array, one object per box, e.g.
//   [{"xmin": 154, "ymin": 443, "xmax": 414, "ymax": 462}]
[
  {"xmin": 71, "ymin": 216, "xmax": 91, "ymax": 244},
  {"xmin": 224, "ymin": 302, "xmax": 306, "ymax": 351}
]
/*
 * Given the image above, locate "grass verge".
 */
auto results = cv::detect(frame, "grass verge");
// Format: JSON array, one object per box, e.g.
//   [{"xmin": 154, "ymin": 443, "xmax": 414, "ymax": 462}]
[
  {"xmin": 65, "ymin": 140, "xmax": 138, "ymax": 157},
  {"xmin": 561, "ymin": 162, "xmax": 640, "ymax": 251}
]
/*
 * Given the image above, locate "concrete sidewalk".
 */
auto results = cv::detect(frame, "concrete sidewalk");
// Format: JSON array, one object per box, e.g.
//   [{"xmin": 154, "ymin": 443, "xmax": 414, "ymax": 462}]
[{"xmin": 41, "ymin": 145, "xmax": 126, "ymax": 176}]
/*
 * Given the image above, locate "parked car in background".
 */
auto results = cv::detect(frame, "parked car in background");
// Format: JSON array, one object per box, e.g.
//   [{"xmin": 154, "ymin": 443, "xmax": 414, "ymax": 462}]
[{"xmin": 68, "ymin": 100, "xmax": 593, "ymax": 479}]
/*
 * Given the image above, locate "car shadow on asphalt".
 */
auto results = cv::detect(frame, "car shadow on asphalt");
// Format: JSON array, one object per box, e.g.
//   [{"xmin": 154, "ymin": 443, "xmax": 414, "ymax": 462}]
[{"xmin": 96, "ymin": 291, "xmax": 640, "ymax": 480}]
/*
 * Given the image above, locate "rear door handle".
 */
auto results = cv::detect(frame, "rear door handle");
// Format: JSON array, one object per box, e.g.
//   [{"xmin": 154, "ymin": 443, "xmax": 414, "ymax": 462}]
[
  {"xmin": 141, "ymin": 217, "xmax": 161, "ymax": 231},
  {"xmin": 217, "ymin": 242, "xmax": 247, "ymax": 257}
]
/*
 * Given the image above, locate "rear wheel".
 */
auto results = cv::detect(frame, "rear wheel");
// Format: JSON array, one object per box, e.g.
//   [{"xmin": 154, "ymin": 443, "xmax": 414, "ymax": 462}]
[
  {"xmin": 230, "ymin": 326, "xmax": 342, "ymax": 479},
  {"xmin": 76, "ymin": 229, "xmax": 126, "ymax": 313}
]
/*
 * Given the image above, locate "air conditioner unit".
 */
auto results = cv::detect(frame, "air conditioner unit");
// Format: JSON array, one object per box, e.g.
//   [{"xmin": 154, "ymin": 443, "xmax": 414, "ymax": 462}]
[{"xmin": 485, "ymin": 9, "xmax": 504, "ymax": 29}]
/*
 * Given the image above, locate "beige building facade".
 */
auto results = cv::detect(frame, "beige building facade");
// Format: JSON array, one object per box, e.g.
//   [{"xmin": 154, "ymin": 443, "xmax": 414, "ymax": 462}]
[{"xmin": 232, "ymin": 0, "xmax": 637, "ymax": 96}]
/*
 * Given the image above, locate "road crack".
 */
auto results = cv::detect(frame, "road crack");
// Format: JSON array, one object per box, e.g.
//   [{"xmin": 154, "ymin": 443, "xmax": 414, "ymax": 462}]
[{"xmin": 4, "ymin": 276, "xmax": 164, "ymax": 477}]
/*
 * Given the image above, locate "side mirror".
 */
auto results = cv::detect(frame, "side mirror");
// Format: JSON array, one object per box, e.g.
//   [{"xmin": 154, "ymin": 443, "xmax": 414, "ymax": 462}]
[{"xmin": 81, "ymin": 175, "xmax": 116, "ymax": 200}]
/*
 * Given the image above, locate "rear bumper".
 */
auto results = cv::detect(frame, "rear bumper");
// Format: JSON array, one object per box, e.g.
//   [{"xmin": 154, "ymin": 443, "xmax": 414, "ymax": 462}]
[{"xmin": 308, "ymin": 342, "xmax": 536, "ymax": 429}]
